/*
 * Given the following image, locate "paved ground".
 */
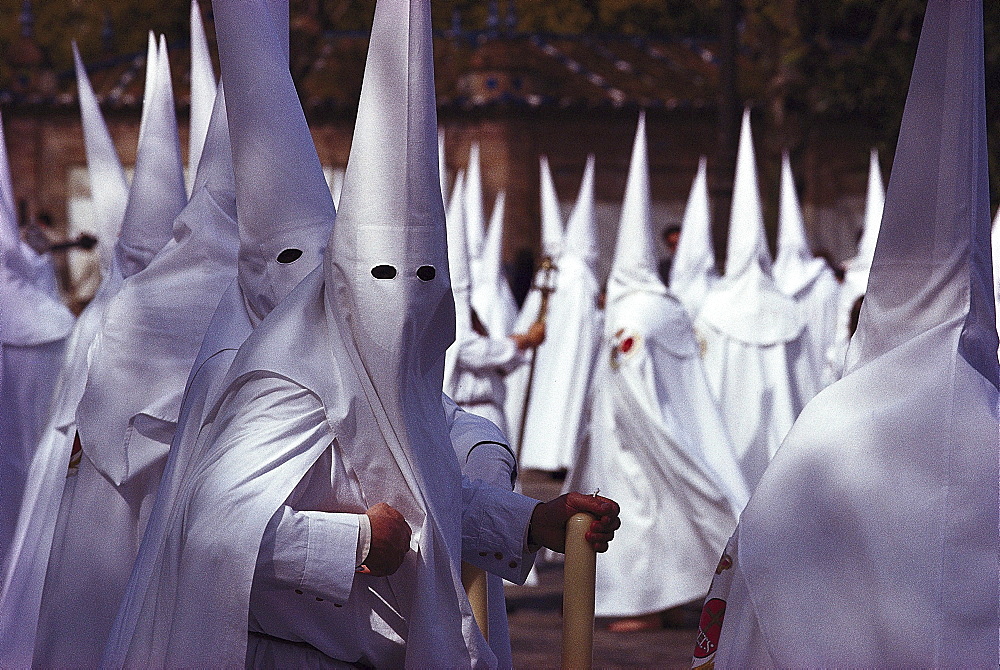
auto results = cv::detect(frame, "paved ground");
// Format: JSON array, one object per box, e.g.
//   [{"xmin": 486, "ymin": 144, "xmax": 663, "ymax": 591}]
[{"xmin": 505, "ymin": 470, "xmax": 700, "ymax": 669}]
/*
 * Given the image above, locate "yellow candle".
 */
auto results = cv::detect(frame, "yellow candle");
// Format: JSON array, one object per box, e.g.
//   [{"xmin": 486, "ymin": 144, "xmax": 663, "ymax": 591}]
[
  {"xmin": 462, "ymin": 561, "xmax": 489, "ymax": 641},
  {"xmin": 561, "ymin": 512, "xmax": 596, "ymax": 670}
]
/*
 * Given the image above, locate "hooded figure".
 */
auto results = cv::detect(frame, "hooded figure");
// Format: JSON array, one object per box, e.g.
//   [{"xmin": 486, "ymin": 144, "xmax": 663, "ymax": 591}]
[
  {"xmin": 102, "ymin": 0, "xmax": 341, "ymax": 661},
  {"xmin": 31, "ymin": 43, "xmax": 235, "ymax": 668},
  {"xmin": 472, "ymin": 191, "xmax": 518, "ymax": 338},
  {"xmin": 444, "ymin": 170, "xmax": 472, "ymax": 395},
  {"xmin": 0, "ymin": 266, "xmax": 72, "ymax": 557},
  {"xmin": 502, "ymin": 154, "xmax": 566, "ymax": 442},
  {"xmin": 695, "ymin": 109, "xmax": 805, "ymax": 489},
  {"xmin": 694, "ymin": 2, "xmax": 998, "ymax": 665},
  {"xmin": 0, "ymin": 110, "xmax": 60, "ymax": 297},
  {"xmin": 0, "ymin": 43, "xmax": 134, "ymax": 667},
  {"xmin": 0, "ymin": 105, "xmax": 74, "ymax": 559},
  {"xmin": 446, "ymin": 173, "xmax": 543, "ymax": 435},
  {"xmin": 669, "ymin": 156, "xmax": 718, "ymax": 318},
  {"xmin": 773, "ymin": 151, "xmax": 840, "ymax": 406},
  {"xmin": 439, "ymin": 169, "xmax": 527, "ymax": 667},
  {"xmin": 569, "ymin": 113, "xmax": 748, "ymax": 624},
  {"xmin": 506, "ymin": 155, "xmax": 603, "ymax": 473},
  {"xmin": 538, "ymin": 154, "xmax": 566, "ymax": 262},
  {"xmin": 115, "ymin": 35, "xmax": 187, "ymax": 280},
  {"xmin": 825, "ymin": 148, "xmax": 886, "ymax": 383},
  {"xmin": 101, "ymin": 0, "xmax": 560, "ymax": 665}
]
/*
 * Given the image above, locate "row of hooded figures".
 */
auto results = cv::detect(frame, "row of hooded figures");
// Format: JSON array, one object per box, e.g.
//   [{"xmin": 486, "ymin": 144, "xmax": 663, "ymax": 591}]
[
  {"xmin": 0, "ymin": 0, "xmax": 997, "ymax": 667},
  {"xmin": 448, "ymin": 109, "xmax": 878, "ymax": 634}
]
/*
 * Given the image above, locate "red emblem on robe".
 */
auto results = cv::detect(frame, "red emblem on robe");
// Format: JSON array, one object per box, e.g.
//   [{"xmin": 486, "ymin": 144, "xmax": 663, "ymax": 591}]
[
  {"xmin": 693, "ymin": 598, "xmax": 726, "ymax": 659},
  {"xmin": 610, "ymin": 329, "xmax": 641, "ymax": 369}
]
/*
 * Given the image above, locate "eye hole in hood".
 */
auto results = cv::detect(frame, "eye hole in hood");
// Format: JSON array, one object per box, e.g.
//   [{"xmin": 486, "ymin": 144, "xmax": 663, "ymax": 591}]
[
  {"xmin": 276, "ymin": 248, "xmax": 303, "ymax": 264},
  {"xmin": 371, "ymin": 264, "xmax": 397, "ymax": 279},
  {"xmin": 416, "ymin": 265, "xmax": 436, "ymax": 281}
]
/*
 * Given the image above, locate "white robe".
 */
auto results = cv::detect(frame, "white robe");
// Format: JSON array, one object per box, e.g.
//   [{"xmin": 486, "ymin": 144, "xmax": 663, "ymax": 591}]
[
  {"xmin": 696, "ymin": 267, "xmax": 805, "ymax": 489},
  {"xmin": 569, "ymin": 289, "xmax": 748, "ymax": 617},
  {"xmin": 107, "ymin": 282, "xmax": 524, "ymax": 669},
  {"xmin": 0, "ymin": 262, "xmax": 72, "ymax": 553},
  {"xmin": 782, "ymin": 266, "xmax": 840, "ymax": 412},
  {"xmin": 33, "ymin": 182, "xmax": 238, "ymax": 667},
  {"xmin": 696, "ymin": 2, "xmax": 998, "ymax": 664},
  {"xmin": 447, "ymin": 332, "xmax": 524, "ymax": 434},
  {"xmin": 109, "ymin": 271, "xmax": 537, "ymax": 667},
  {"xmin": 505, "ymin": 254, "xmax": 603, "ymax": 472},
  {"xmin": 697, "ymin": 325, "xmax": 998, "ymax": 667},
  {"xmin": 0, "ymin": 268, "xmax": 120, "ymax": 667},
  {"xmin": 0, "ymin": 340, "xmax": 64, "ymax": 547}
]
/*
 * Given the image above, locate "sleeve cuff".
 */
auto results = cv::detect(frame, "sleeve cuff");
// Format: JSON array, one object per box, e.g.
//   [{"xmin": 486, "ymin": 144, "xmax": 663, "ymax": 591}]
[
  {"xmin": 462, "ymin": 482, "xmax": 540, "ymax": 584},
  {"xmin": 272, "ymin": 510, "xmax": 360, "ymax": 605}
]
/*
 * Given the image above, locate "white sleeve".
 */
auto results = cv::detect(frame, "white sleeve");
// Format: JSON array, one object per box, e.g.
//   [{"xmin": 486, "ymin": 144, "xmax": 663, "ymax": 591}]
[
  {"xmin": 252, "ymin": 505, "xmax": 365, "ymax": 606},
  {"xmin": 455, "ymin": 334, "xmax": 525, "ymax": 374},
  {"xmin": 460, "ymin": 478, "xmax": 540, "ymax": 584},
  {"xmin": 443, "ymin": 394, "xmax": 517, "ymax": 490}
]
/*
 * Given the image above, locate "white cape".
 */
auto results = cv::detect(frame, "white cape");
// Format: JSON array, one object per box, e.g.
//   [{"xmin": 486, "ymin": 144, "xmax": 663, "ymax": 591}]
[
  {"xmin": 570, "ymin": 290, "xmax": 748, "ymax": 616},
  {"xmin": 696, "ymin": 2, "xmax": 999, "ymax": 665}
]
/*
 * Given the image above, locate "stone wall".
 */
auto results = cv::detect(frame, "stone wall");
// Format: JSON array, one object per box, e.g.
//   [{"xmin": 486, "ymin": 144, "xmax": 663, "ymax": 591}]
[{"xmin": 4, "ymin": 105, "xmax": 878, "ymax": 304}]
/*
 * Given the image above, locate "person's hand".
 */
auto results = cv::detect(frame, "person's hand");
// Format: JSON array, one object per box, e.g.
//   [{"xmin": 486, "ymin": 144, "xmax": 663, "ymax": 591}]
[
  {"xmin": 511, "ymin": 320, "xmax": 546, "ymax": 350},
  {"xmin": 527, "ymin": 492, "xmax": 620, "ymax": 553},
  {"xmin": 360, "ymin": 502, "xmax": 411, "ymax": 576}
]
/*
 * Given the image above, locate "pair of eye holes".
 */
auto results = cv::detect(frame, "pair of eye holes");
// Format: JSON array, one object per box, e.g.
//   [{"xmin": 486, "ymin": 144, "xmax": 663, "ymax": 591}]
[
  {"xmin": 372, "ymin": 264, "xmax": 437, "ymax": 281},
  {"xmin": 276, "ymin": 249, "xmax": 436, "ymax": 282}
]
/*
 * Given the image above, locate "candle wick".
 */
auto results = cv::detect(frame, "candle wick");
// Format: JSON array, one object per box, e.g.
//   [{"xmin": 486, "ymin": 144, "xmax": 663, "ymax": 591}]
[{"xmin": 592, "ymin": 489, "xmax": 600, "ymax": 497}]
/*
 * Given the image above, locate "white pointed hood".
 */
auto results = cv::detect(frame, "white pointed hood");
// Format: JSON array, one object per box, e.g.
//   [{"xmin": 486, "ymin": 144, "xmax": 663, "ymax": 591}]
[
  {"xmin": 464, "ymin": 140, "xmax": 486, "ymax": 265},
  {"xmin": 73, "ymin": 43, "xmax": 128, "ymax": 272},
  {"xmin": 188, "ymin": 86, "xmax": 235, "ymax": 207},
  {"xmin": 137, "ymin": 32, "xmax": 157, "ymax": 143},
  {"xmin": 322, "ymin": 0, "xmax": 481, "ymax": 663},
  {"xmin": 115, "ymin": 35, "xmax": 187, "ymax": 278},
  {"xmin": 844, "ymin": 2, "xmax": 996, "ymax": 383},
  {"xmin": 669, "ymin": 156, "xmax": 718, "ymax": 315},
  {"xmin": 711, "ymin": 3, "xmax": 999, "ymax": 666},
  {"xmin": 697, "ymin": 109, "xmax": 802, "ymax": 345},
  {"xmin": 846, "ymin": 148, "xmax": 885, "ymax": 279},
  {"xmin": 214, "ymin": 0, "xmax": 334, "ymax": 325},
  {"xmin": 606, "ymin": 111, "xmax": 666, "ymax": 305},
  {"xmin": 773, "ymin": 151, "xmax": 830, "ymax": 296},
  {"xmin": 75, "ymin": 82, "xmax": 239, "ymax": 486},
  {"xmin": 325, "ymin": 0, "xmax": 455, "ymax": 431},
  {"xmin": 472, "ymin": 191, "xmax": 518, "ymax": 336},
  {"xmin": 0, "ymin": 109, "xmax": 56, "ymax": 295},
  {"xmin": 0, "ymin": 206, "xmax": 74, "ymax": 347},
  {"xmin": 538, "ymin": 154, "xmax": 565, "ymax": 259},
  {"xmin": 562, "ymin": 153, "xmax": 597, "ymax": 271},
  {"xmin": 187, "ymin": 0, "xmax": 217, "ymax": 193},
  {"xmin": 725, "ymin": 108, "xmax": 770, "ymax": 278}
]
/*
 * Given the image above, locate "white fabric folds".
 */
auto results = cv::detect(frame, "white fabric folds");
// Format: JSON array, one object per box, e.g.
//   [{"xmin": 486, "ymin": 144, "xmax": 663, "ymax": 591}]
[
  {"xmin": 695, "ymin": 108, "xmax": 803, "ymax": 489},
  {"xmin": 697, "ymin": 1, "xmax": 999, "ymax": 666},
  {"xmin": 569, "ymin": 113, "xmax": 749, "ymax": 618}
]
